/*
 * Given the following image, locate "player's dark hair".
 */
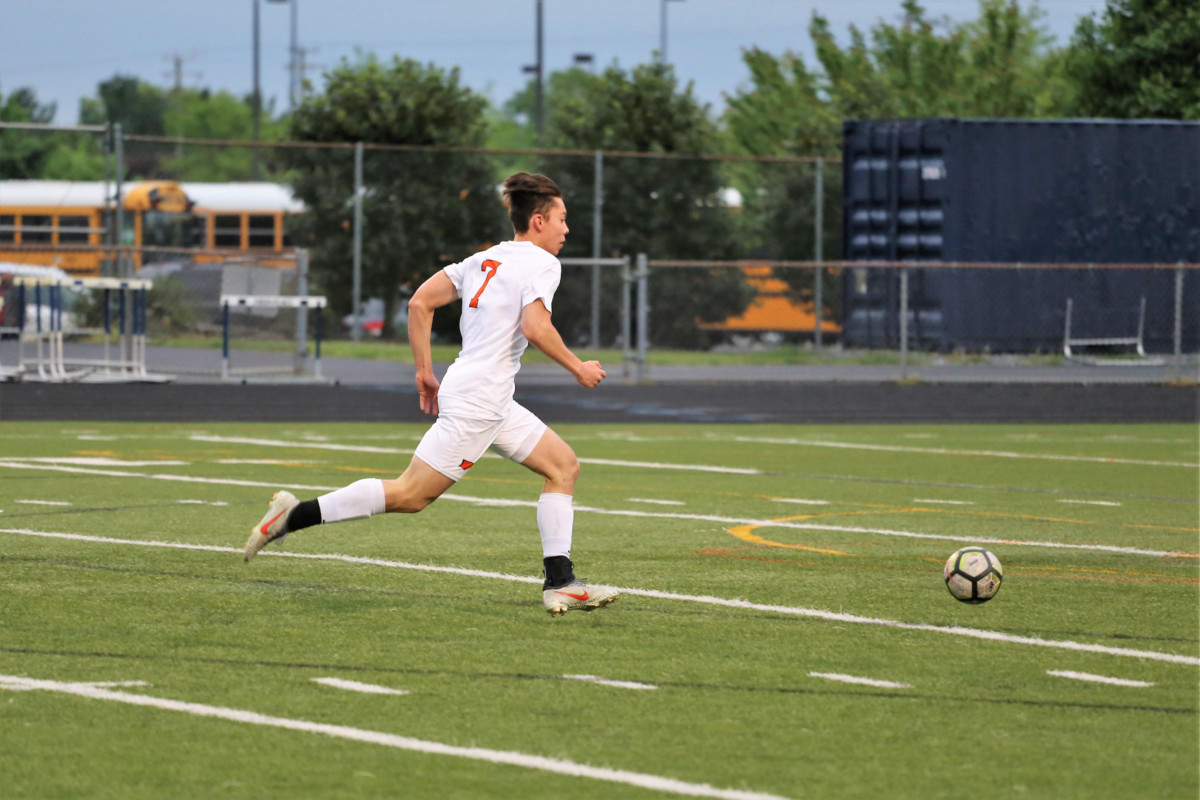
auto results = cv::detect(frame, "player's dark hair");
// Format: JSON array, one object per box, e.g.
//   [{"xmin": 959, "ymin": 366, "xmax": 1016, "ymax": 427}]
[{"xmin": 502, "ymin": 172, "xmax": 562, "ymax": 234}]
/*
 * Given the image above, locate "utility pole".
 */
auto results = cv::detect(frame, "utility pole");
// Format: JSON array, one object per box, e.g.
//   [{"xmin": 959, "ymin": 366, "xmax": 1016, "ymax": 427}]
[
  {"xmin": 522, "ymin": 0, "xmax": 544, "ymax": 140},
  {"xmin": 659, "ymin": 0, "xmax": 685, "ymax": 64}
]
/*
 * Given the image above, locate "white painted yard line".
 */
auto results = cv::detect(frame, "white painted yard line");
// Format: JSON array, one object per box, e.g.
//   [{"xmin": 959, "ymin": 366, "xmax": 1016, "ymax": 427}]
[
  {"xmin": 177, "ymin": 500, "xmax": 230, "ymax": 506},
  {"xmin": 189, "ymin": 434, "xmax": 762, "ymax": 475},
  {"xmin": 913, "ymin": 499, "xmax": 974, "ymax": 506},
  {"xmin": 808, "ymin": 673, "xmax": 912, "ymax": 690},
  {"xmin": 0, "ymin": 460, "xmax": 341, "ymax": 493},
  {"xmin": 0, "ymin": 460, "xmax": 1188, "ymax": 559},
  {"xmin": 0, "ymin": 674, "xmax": 788, "ymax": 800},
  {"xmin": 216, "ymin": 459, "xmax": 323, "ymax": 466},
  {"xmin": 562, "ymin": 674, "xmax": 659, "ymax": 691},
  {"xmin": 770, "ymin": 498, "xmax": 830, "ymax": 506},
  {"xmin": 627, "ymin": 498, "xmax": 686, "ymax": 506},
  {"xmin": 190, "ymin": 435, "xmax": 414, "ymax": 455},
  {"xmin": 81, "ymin": 681, "xmax": 151, "ymax": 688},
  {"xmin": 1046, "ymin": 670, "xmax": 1155, "ymax": 688},
  {"xmin": 1058, "ymin": 499, "xmax": 1122, "ymax": 507},
  {"xmin": 312, "ymin": 677, "xmax": 409, "ymax": 696},
  {"xmin": 578, "ymin": 458, "xmax": 761, "ymax": 475},
  {"xmin": 15, "ymin": 499, "xmax": 72, "ymax": 506},
  {"xmin": 3, "ymin": 528, "xmax": 1197, "ymax": 667},
  {"xmin": 0, "ymin": 678, "xmax": 149, "ymax": 692},
  {"xmin": 730, "ymin": 436, "xmax": 1199, "ymax": 469},
  {"xmin": 16, "ymin": 457, "xmax": 188, "ymax": 467}
]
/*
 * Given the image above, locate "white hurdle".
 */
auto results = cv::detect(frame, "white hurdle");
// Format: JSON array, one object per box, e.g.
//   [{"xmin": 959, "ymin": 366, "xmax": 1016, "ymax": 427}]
[
  {"xmin": 11, "ymin": 276, "xmax": 170, "ymax": 383},
  {"xmin": 219, "ymin": 294, "xmax": 328, "ymax": 383}
]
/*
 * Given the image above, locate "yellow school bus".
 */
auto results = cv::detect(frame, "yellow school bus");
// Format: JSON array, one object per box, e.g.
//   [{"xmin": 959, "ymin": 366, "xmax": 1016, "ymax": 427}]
[{"xmin": 0, "ymin": 180, "xmax": 303, "ymax": 275}]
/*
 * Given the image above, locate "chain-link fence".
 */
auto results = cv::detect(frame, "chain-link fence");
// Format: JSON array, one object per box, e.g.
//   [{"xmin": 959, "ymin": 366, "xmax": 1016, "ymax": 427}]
[{"xmin": 2, "ymin": 122, "xmax": 1197, "ymax": 385}]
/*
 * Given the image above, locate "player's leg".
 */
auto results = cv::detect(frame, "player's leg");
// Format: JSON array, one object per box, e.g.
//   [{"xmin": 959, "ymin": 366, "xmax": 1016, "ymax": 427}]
[
  {"xmin": 493, "ymin": 408, "xmax": 619, "ymax": 616},
  {"xmin": 244, "ymin": 415, "xmax": 483, "ymax": 562}
]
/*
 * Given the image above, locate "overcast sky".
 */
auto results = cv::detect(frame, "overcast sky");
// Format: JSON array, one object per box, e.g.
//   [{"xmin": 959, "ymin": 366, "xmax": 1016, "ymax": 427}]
[{"xmin": 1, "ymin": 0, "xmax": 1109, "ymax": 126}]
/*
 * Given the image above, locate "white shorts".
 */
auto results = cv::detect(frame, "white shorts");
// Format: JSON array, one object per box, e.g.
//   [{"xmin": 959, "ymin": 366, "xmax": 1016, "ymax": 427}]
[{"xmin": 413, "ymin": 402, "xmax": 547, "ymax": 482}]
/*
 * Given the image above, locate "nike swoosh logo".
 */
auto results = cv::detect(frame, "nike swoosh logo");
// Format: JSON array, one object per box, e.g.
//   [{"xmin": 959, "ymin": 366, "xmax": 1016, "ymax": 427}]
[
  {"xmin": 260, "ymin": 510, "xmax": 286, "ymax": 536},
  {"xmin": 561, "ymin": 591, "xmax": 589, "ymax": 601}
]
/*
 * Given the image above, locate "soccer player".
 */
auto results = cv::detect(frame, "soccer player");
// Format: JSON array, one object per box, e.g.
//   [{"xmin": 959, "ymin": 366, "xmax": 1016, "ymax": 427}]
[{"xmin": 244, "ymin": 172, "xmax": 619, "ymax": 617}]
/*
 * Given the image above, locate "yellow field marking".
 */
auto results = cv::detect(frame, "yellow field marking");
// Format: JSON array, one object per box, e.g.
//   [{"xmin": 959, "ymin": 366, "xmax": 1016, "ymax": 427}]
[{"xmin": 727, "ymin": 518, "xmax": 857, "ymax": 556}]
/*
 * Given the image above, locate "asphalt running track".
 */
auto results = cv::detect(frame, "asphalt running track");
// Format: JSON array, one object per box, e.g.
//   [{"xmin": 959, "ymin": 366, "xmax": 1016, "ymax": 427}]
[{"xmin": 1, "ymin": 379, "xmax": 1195, "ymax": 423}]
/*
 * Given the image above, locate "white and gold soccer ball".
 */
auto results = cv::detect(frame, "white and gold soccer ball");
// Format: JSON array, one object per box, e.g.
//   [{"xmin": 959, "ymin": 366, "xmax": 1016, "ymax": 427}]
[{"xmin": 944, "ymin": 546, "xmax": 1003, "ymax": 604}]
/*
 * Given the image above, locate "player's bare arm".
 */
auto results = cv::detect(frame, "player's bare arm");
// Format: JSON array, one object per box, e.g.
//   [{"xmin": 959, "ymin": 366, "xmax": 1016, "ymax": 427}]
[
  {"xmin": 408, "ymin": 270, "xmax": 460, "ymax": 415},
  {"xmin": 520, "ymin": 299, "xmax": 605, "ymax": 388}
]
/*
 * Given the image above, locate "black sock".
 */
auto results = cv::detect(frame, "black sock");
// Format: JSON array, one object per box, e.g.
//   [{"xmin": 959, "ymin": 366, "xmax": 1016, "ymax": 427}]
[
  {"xmin": 543, "ymin": 555, "xmax": 575, "ymax": 590},
  {"xmin": 285, "ymin": 499, "xmax": 322, "ymax": 533}
]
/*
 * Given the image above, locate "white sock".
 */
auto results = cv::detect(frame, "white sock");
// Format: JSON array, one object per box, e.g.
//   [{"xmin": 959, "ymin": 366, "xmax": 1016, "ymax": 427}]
[
  {"xmin": 317, "ymin": 479, "xmax": 387, "ymax": 523},
  {"xmin": 537, "ymin": 492, "xmax": 574, "ymax": 558}
]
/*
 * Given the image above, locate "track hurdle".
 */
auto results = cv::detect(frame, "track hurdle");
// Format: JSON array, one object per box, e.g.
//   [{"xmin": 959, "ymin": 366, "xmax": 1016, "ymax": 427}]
[
  {"xmin": 11, "ymin": 276, "xmax": 168, "ymax": 383},
  {"xmin": 219, "ymin": 294, "xmax": 328, "ymax": 383}
]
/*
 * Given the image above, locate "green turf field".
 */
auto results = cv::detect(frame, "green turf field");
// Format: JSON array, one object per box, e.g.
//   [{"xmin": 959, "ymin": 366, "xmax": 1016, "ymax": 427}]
[{"xmin": 1, "ymin": 421, "xmax": 1197, "ymax": 799}]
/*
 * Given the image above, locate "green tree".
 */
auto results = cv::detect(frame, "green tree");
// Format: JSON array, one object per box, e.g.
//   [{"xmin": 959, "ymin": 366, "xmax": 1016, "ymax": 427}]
[
  {"xmin": 1064, "ymin": 0, "xmax": 1200, "ymax": 119},
  {"xmin": 531, "ymin": 62, "xmax": 750, "ymax": 349},
  {"xmin": 723, "ymin": 0, "xmax": 1068, "ymax": 319},
  {"xmin": 79, "ymin": 75, "xmax": 168, "ymax": 135},
  {"xmin": 161, "ymin": 89, "xmax": 286, "ymax": 180},
  {"xmin": 285, "ymin": 53, "xmax": 501, "ymax": 339},
  {"xmin": 0, "ymin": 85, "xmax": 60, "ymax": 178},
  {"xmin": 726, "ymin": 0, "xmax": 1068, "ymax": 157}
]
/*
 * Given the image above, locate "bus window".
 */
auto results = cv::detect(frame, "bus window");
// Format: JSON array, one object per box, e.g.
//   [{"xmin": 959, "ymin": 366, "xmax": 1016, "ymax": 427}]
[
  {"xmin": 191, "ymin": 217, "xmax": 208, "ymax": 248},
  {"xmin": 58, "ymin": 215, "xmax": 90, "ymax": 244},
  {"xmin": 143, "ymin": 211, "xmax": 196, "ymax": 248},
  {"xmin": 247, "ymin": 215, "xmax": 275, "ymax": 248},
  {"xmin": 22, "ymin": 215, "xmax": 53, "ymax": 243},
  {"xmin": 214, "ymin": 215, "xmax": 241, "ymax": 248},
  {"xmin": 0, "ymin": 215, "xmax": 13, "ymax": 243}
]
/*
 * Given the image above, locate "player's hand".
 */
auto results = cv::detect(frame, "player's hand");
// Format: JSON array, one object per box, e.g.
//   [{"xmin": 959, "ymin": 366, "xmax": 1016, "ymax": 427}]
[
  {"xmin": 576, "ymin": 360, "xmax": 606, "ymax": 389},
  {"xmin": 416, "ymin": 370, "xmax": 440, "ymax": 415}
]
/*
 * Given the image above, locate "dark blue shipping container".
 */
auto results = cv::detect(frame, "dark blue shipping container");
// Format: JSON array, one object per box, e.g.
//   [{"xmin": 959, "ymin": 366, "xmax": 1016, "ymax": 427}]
[{"xmin": 841, "ymin": 118, "xmax": 1200, "ymax": 352}]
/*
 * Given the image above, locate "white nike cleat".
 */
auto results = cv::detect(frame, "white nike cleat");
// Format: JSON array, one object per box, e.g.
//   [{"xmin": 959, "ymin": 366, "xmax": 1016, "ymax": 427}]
[
  {"xmin": 244, "ymin": 490, "xmax": 298, "ymax": 562},
  {"xmin": 543, "ymin": 579, "xmax": 619, "ymax": 617}
]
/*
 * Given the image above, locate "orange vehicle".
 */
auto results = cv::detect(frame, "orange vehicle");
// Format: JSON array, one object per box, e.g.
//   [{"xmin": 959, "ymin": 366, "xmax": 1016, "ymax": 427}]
[{"xmin": 0, "ymin": 180, "xmax": 303, "ymax": 275}]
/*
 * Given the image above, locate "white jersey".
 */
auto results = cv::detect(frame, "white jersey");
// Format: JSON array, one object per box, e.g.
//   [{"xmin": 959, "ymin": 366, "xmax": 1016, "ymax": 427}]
[{"xmin": 436, "ymin": 240, "xmax": 561, "ymax": 419}]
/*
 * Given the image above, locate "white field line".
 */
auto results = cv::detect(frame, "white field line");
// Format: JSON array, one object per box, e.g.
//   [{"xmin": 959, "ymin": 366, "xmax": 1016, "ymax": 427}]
[
  {"xmin": 770, "ymin": 498, "xmax": 830, "ymax": 506},
  {"xmin": 0, "ymin": 679, "xmax": 149, "ymax": 692},
  {"xmin": 216, "ymin": 459, "xmax": 323, "ymax": 466},
  {"xmin": 312, "ymin": 677, "xmax": 409, "ymax": 696},
  {"xmin": 1046, "ymin": 670, "xmax": 1155, "ymax": 688},
  {"xmin": 1058, "ymin": 499, "xmax": 1122, "ymax": 507},
  {"xmin": 15, "ymin": 499, "xmax": 73, "ymax": 506},
  {"xmin": 729, "ymin": 436, "xmax": 1199, "ymax": 469},
  {"xmin": 913, "ymin": 499, "xmax": 974, "ymax": 506},
  {"xmin": 189, "ymin": 435, "xmax": 414, "ymax": 455},
  {"xmin": 189, "ymin": 438, "xmax": 758, "ymax": 474},
  {"xmin": 808, "ymin": 673, "xmax": 912, "ymax": 690},
  {"xmin": 562, "ymin": 674, "xmax": 659, "ymax": 691},
  {"xmin": 0, "ymin": 460, "xmax": 1188, "ymax": 559},
  {"xmin": 3, "ymin": 528, "xmax": 1197, "ymax": 668},
  {"xmin": 17, "ymin": 457, "xmax": 188, "ymax": 467},
  {"xmin": 579, "ymin": 458, "xmax": 760, "ymax": 475},
  {"xmin": 177, "ymin": 500, "xmax": 230, "ymax": 506},
  {"xmin": 189, "ymin": 435, "xmax": 762, "ymax": 475},
  {"xmin": 0, "ymin": 675, "xmax": 788, "ymax": 800},
  {"xmin": 627, "ymin": 498, "xmax": 687, "ymax": 506}
]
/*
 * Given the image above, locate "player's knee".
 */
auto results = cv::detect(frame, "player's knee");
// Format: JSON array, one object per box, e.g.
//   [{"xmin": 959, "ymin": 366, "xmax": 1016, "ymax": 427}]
[
  {"xmin": 386, "ymin": 492, "xmax": 433, "ymax": 514},
  {"xmin": 383, "ymin": 479, "xmax": 433, "ymax": 514},
  {"xmin": 550, "ymin": 454, "xmax": 581, "ymax": 488}
]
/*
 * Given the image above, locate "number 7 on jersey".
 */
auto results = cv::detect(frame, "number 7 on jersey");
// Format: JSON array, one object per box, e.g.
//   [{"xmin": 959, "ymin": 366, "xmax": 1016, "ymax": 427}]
[{"xmin": 468, "ymin": 260, "xmax": 501, "ymax": 308}]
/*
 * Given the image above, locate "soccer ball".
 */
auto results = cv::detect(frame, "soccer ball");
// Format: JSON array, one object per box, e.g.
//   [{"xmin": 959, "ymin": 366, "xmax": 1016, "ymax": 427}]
[{"xmin": 944, "ymin": 547, "xmax": 1003, "ymax": 604}]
